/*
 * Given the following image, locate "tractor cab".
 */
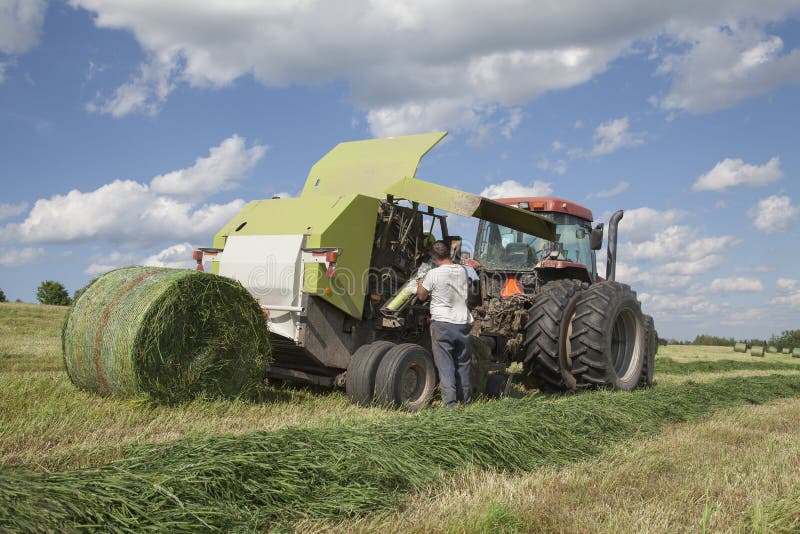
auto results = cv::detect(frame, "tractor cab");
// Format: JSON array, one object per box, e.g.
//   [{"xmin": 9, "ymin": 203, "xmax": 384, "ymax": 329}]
[{"xmin": 473, "ymin": 197, "xmax": 600, "ymax": 285}]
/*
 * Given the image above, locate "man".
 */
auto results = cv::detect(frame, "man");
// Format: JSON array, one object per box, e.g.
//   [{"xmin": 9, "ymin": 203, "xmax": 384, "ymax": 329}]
[{"xmin": 417, "ymin": 240, "xmax": 473, "ymax": 407}]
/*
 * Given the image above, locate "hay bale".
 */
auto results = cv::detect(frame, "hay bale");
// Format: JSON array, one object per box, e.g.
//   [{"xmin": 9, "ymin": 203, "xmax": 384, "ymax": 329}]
[
  {"xmin": 62, "ymin": 266, "xmax": 271, "ymax": 402},
  {"xmin": 733, "ymin": 342, "xmax": 747, "ymax": 353},
  {"xmin": 793, "ymin": 348, "xmax": 800, "ymax": 359},
  {"xmin": 750, "ymin": 346, "xmax": 765, "ymax": 357},
  {"xmin": 767, "ymin": 346, "xmax": 778, "ymax": 353},
  {"xmin": 781, "ymin": 348, "xmax": 791, "ymax": 355}
]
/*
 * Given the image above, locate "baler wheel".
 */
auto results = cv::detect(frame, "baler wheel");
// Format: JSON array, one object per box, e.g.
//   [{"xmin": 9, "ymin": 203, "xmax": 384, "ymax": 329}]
[
  {"xmin": 522, "ymin": 279, "xmax": 587, "ymax": 391},
  {"xmin": 568, "ymin": 281, "xmax": 646, "ymax": 391},
  {"xmin": 640, "ymin": 315, "xmax": 657, "ymax": 387},
  {"xmin": 345, "ymin": 341, "xmax": 395, "ymax": 406},
  {"xmin": 373, "ymin": 343, "xmax": 437, "ymax": 411}
]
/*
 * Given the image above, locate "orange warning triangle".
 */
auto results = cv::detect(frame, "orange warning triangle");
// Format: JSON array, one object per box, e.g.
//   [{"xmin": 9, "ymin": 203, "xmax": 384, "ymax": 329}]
[{"xmin": 501, "ymin": 277, "xmax": 524, "ymax": 298}]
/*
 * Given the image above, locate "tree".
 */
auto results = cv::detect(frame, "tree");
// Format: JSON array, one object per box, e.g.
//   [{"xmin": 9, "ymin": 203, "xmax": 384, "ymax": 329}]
[
  {"xmin": 0, "ymin": 289, "xmax": 6, "ymax": 303},
  {"xmin": 36, "ymin": 281, "xmax": 71, "ymax": 306},
  {"xmin": 769, "ymin": 330, "xmax": 800, "ymax": 351}
]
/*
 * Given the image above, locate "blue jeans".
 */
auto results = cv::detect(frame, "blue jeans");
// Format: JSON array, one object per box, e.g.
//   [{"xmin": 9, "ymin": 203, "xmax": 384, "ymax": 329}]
[{"xmin": 430, "ymin": 320, "xmax": 472, "ymax": 407}]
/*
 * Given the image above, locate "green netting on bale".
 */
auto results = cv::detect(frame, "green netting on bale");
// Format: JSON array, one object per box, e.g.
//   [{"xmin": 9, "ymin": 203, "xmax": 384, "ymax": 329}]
[
  {"xmin": 733, "ymin": 342, "xmax": 747, "ymax": 353},
  {"xmin": 62, "ymin": 266, "xmax": 271, "ymax": 403}
]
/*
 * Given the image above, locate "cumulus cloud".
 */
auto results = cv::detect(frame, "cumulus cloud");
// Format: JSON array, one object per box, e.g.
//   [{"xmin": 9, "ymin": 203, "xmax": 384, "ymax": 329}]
[
  {"xmin": 708, "ymin": 276, "xmax": 764, "ymax": 292},
  {"xmin": 479, "ymin": 180, "xmax": 553, "ymax": 199},
  {"xmin": 0, "ymin": 0, "xmax": 47, "ymax": 55},
  {"xmin": 150, "ymin": 135, "xmax": 267, "ymax": 200},
  {"xmin": 0, "ymin": 135, "xmax": 264, "ymax": 246},
  {"xmin": 692, "ymin": 156, "xmax": 782, "ymax": 191},
  {"xmin": 142, "ymin": 242, "xmax": 196, "ymax": 269},
  {"xmin": 590, "ymin": 117, "xmax": 645, "ymax": 156},
  {"xmin": 0, "ymin": 246, "xmax": 45, "ymax": 266},
  {"xmin": 617, "ymin": 207, "xmax": 685, "ymax": 243},
  {"xmin": 588, "ymin": 180, "xmax": 629, "ymax": 199},
  {"xmin": 748, "ymin": 195, "xmax": 800, "ymax": 234},
  {"xmin": 659, "ymin": 25, "xmax": 800, "ymax": 113},
  {"xmin": 84, "ymin": 251, "xmax": 140, "ymax": 275},
  {"xmin": 777, "ymin": 278, "xmax": 797, "ymax": 292},
  {"xmin": 69, "ymin": 1, "xmax": 800, "ymax": 135},
  {"xmin": 0, "ymin": 202, "xmax": 28, "ymax": 221}
]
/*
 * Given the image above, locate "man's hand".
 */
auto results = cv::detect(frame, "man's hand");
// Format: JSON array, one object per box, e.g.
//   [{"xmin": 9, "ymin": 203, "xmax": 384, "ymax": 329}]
[{"xmin": 417, "ymin": 278, "xmax": 429, "ymax": 301}]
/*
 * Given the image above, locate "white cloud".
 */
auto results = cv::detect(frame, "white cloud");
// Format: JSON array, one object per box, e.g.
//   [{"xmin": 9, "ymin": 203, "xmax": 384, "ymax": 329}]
[
  {"xmin": 590, "ymin": 117, "xmax": 645, "ymax": 156},
  {"xmin": 69, "ymin": 1, "xmax": 800, "ymax": 137},
  {"xmin": 142, "ymin": 242, "xmax": 196, "ymax": 269},
  {"xmin": 617, "ymin": 207, "xmax": 685, "ymax": 243},
  {"xmin": 84, "ymin": 251, "xmax": 140, "ymax": 275},
  {"xmin": 659, "ymin": 25, "xmax": 800, "ymax": 113},
  {"xmin": 0, "ymin": 202, "xmax": 27, "ymax": 221},
  {"xmin": 748, "ymin": 195, "xmax": 800, "ymax": 234},
  {"xmin": 0, "ymin": 136, "xmax": 263, "ymax": 246},
  {"xmin": 0, "ymin": 246, "xmax": 45, "ymax": 266},
  {"xmin": 536, "ymin": 158, "xmax": 567, "ymax": 176},
  {"xmin": 777, "ymin": 278, "xmax": 797, "ymax": 292},
  {"xmin": 692, "ymin": 156, "xmax": 782, "ymax": 191},
  {"xmin": 85, "ymin": 53, "xmax": 179, "ymax": 117},
  {"xmin": 150, "ymin": 135, "xmax": 267, "ymax": 200},
  {"xmin": 709, "ymin": 277, "xmax": 764, "ymax": 293},
  {"xmin": 479, "ymin": 180, "xmax": 553, "ymax": 199},
  {"xmin": 588, "ymin": 180, "xmax": 629, "ymax": 199},
  {"xmin": 0, "ymin": 0, "xmax": 47, "ymax": 55}
]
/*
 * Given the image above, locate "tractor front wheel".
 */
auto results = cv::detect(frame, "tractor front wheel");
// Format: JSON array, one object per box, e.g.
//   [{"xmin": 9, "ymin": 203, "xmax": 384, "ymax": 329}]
[
  {"xmin": 568, "ymin": 282, "xmax": 646, "ymax": 391},
  {"xmin": 374, "ymin": 343, "xmax": 437, "ymax": 411}
]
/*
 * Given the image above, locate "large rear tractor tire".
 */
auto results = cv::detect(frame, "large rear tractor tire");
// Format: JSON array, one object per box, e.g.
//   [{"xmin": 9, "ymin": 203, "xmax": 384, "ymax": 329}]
[
  {"xmin": 374, "ymin": 343, "xmax": 437, "ymax": 411},
  {"xmin": 640, "ymin": 315, "xmax": 657, "ymax": 387},
  {"xmin": 345, "ymin": 341, "xmax": 395, "ymax": 406},
  {"xmin": 568, "ymin": 282, "xmax": 646, "ymax": 391},
  {"xmin": 523, "ymin": 279, "xmax": 587, "ymax": 391}
]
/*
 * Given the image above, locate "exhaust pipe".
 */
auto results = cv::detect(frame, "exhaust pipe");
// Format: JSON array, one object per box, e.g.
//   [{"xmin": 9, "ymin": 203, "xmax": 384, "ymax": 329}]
[{"xmin": 606, "ymin": 210, "xmax": 624, "ymax": 282}]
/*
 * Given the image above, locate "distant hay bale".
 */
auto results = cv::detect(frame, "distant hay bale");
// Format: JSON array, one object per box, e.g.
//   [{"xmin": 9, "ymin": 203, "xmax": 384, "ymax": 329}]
[
  {"xmin": 733, "ymin": 343, "xmax": 747, "ymax": 353},
  {"xmin": 781, "ymin": 348, "xmax": 791, "ymax": 355},
  {"xmin": 750, "ymin": 346, "xmax": 765, "ymax": 357},
  {"xmin": 767, "ymin": 346, "xmax": 778, "ymax": 354},
  {"xmin": 793, "ymin": 348, "xmax": 800, "ymax": 358},
  {"xmin": 62, "ymin": 266, "xmax": 271, "ymax": 403}
]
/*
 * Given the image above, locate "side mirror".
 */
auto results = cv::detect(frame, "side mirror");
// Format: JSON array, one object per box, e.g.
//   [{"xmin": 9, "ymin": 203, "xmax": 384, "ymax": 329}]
[{"xmin": 590, "ymin": 223, "xmax": 604, "ymax": 250}]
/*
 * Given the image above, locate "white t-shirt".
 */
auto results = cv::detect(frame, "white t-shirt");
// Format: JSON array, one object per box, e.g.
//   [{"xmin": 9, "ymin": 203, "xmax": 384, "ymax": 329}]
[{"xmin": 421, "ymin": 264, "xmax": 473, "ymax": 325}]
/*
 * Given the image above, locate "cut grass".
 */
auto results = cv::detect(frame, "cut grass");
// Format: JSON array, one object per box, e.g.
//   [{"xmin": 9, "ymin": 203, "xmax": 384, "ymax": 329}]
[
  {"xmin": 301, "ymin": 398, "xmax": 800, "ymax": 533},
  {"xmin": 656, "ymin": 356, "xmax": 800, "ymax": 375},
  {"xmin": 1, "ymin": 375, "xmax": 799, "ymax": 532}
]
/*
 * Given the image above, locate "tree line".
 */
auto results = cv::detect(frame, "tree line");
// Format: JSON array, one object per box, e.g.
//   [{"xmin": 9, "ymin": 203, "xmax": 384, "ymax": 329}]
[
  {"xmin": 0, "ymin": 281, "xmax": 90, "ymax": 306},
  {"xmin": 663, "ymin": 332, "xmax": 800, "ymax": 350}
]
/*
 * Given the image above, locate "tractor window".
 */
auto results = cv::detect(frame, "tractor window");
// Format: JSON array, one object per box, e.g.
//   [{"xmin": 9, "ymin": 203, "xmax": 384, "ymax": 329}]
[{"xmin": 474, "ymin": 214, "xmax": 595, "ymax": 276}]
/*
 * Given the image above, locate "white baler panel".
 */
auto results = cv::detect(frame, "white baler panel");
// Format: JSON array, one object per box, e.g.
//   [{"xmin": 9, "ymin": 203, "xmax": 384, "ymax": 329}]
[{"xmin": 218, "ymin": 234, "xmax": 305, "ymax": 341}]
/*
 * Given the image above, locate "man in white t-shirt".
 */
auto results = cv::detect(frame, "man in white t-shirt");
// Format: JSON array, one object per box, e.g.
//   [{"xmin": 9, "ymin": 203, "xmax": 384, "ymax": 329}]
[{"xmin": 417, "ymin": 240, "xmax": 473, "ymax": 407}]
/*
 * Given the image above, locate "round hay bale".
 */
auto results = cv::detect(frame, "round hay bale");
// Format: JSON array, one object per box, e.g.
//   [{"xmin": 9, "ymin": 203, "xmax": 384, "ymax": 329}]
[
  {"xmin": 781, "ymin": 348, "xmax": 791, "ymax": 354},
  {"xmin": 750, "ymin": 346, "xmax": 765, "ymax": 357},
  {"xmin": 733, "ymin": 342, "xmax": 747, "ymax": 353},
  {"xmin": 62, "ymin": 266, "xmax": 271, "ymax": 402},
  {"xmin": 793, "ymin": 348, "xmax": 800, "ymax": 358},
  {"xmin": 767, "ymin": 345, "xmax": 778, "ymax": 353}
]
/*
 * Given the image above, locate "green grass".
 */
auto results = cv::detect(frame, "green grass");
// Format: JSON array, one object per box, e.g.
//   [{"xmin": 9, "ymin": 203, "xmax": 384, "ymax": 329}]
[
  {"xmin": 656, "ymin": 356, "xmax": 800, "ymax": 375},
  {"xmin": 1, "ymin": 375, "xmax": 799, "ymax": 532}
]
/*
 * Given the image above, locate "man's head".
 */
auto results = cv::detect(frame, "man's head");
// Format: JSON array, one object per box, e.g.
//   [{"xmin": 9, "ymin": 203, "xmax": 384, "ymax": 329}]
[{"xmin": 430, "ymin": 240, "xmax": 452, "ymax": 266}]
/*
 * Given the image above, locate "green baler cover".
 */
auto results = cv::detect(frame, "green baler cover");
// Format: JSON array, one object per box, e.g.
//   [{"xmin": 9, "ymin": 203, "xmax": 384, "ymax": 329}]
[{"xmin": 213, "ymin": 194, "xmax": 378, "ymax": 317}]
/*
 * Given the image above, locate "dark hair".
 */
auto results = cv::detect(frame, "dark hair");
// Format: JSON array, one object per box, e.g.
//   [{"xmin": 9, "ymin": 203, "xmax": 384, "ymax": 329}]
[{"xmin": 430, "ymin": 240, "xmax": 451, "ymax": 260}]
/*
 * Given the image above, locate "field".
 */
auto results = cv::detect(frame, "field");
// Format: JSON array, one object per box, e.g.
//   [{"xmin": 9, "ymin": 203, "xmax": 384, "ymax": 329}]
[{"xmin": 1, "ymin": 301, "xmax": 799, "ymax": 532}]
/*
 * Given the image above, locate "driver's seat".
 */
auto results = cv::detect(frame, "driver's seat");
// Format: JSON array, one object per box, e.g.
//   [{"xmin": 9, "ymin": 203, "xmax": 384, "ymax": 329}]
[{"xmin": 503, "ymin": 242, "xmax": 535, "ymax": 266}]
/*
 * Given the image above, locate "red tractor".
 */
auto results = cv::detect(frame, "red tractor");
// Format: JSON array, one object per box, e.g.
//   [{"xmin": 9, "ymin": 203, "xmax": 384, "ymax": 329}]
[{"xmin": 469, "ymin": 197, "xmax": 657, "ymax": 392}]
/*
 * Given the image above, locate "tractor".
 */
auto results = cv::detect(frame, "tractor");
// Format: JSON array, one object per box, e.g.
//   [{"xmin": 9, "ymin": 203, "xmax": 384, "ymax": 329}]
[{"xmin": 195, "ymin": 132, "xmax": 657, "ymax": 409}]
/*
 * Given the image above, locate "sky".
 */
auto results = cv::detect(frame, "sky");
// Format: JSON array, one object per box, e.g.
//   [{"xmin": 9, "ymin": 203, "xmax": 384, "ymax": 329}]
[{"xmin": 1, "ymin": 0, "xmax": 799, "ymax": 340}]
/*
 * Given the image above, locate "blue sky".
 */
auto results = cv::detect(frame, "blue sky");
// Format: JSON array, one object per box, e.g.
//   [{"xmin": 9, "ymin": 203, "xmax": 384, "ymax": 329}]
[{"xmin": 1, "ymin": 1, "xmax": 799, "ymax": 340}]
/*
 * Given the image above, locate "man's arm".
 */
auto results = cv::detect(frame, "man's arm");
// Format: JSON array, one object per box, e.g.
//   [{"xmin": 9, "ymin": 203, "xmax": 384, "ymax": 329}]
[{"xmin": 417, "ymin": 278, "xmax": 429, "ymax": 301}]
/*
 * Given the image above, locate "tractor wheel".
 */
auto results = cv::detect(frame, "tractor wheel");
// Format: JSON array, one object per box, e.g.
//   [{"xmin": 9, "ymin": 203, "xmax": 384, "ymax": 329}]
[
  {"xmin": 345, "ymin": 341, "xmax": 395, "ymax": 406},
  {"xmin": 640, "ymin": 315, "xmax": 657, "ymax": 387},
  {"xmin": 523, "ymin": 279, "xmax": 587, "ymax": 391},
  {"xmin": 374, "ymin": 343, "xmax": 437, "ymax": 411},
  {"xmin": 568, "ymin": 282, "xmax": 646, "ymax": 391}
]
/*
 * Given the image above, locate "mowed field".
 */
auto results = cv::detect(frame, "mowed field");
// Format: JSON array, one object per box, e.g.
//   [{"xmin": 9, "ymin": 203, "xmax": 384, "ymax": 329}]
[{"xmin": 1, "ymin": 302, "xmax": 799, "ymax": 532}]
